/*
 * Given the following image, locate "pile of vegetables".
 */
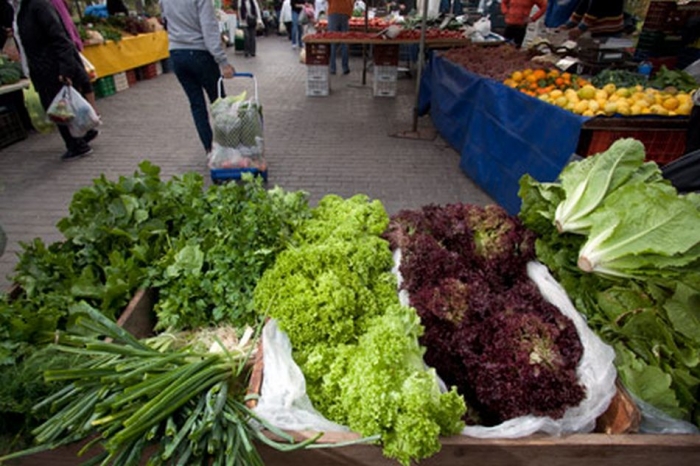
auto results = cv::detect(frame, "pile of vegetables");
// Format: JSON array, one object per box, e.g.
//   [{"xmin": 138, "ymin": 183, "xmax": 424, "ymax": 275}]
[
  {"xmin": 649, "ymin": 65, "xmax": 699, "ymax": 93},
  {"xmin": 0, "ymin": 55, "xmax": 23, "ymax": 85},
  {"xmin": 519, "ymin": 138, "xmax": 700, "ymax": 427},
  {"xmin": 440, "ymin": 43, "xmax": 536, "ymax": 81},
  {"xmin": 384, "ymin": 204, "xmax": 587, "ymax": 426},
  {"xmin": 0, "ymin": 163, "xmax": 310, "ymax": 444},
  {"xmin": 0, "ymin": 305, "xmax": 318, "ymax": 465},
  {"xmin": 253, "ymin": 194, "xmax": 466, "ymax": 466},
  {"xmin": 591, "ymin": 69, "xmax": 649, "ymax": 89}
]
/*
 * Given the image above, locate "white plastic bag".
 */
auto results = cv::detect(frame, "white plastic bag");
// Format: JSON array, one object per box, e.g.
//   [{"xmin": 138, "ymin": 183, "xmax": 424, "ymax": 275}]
[
  {"xmin": 208, "ymin": 78, "xmax": 266, "ymax": 171},
  {"xmin": 253, "ymin": 320, "xmax": 352, "ymax": 432},
  {"xmin": 46, "ymin": 85, "xmax": 100, "ymax": 138}
]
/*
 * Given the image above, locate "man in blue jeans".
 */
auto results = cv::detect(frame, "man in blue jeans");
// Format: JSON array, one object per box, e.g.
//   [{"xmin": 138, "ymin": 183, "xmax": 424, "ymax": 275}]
[
  {"xmin": 160, "ymin": 0, "xmax": 235, "ymax": 156},
  {"xmin": 327, "ymin": 0, "xmax": 352, "ymax": 75}
]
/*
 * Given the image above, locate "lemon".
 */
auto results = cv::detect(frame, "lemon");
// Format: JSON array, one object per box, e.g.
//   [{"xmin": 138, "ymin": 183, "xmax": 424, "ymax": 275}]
[
  {"xmin": 602, "ymin": 83, "xmax": 616, "ymax": 95},
  {"xmin": 550, "ymin": 89, "xmax": 564, "ymax": 99},
  {"xmin": 616, "ymin": 88, "xmax": 632, "ymax": 98},
  {"xmin": 574, "ymin": 100, "xmax": 590, "ymax": 114},
  {"xmin": 662, "ymin": 97, "xmax": 680, "ymax": 111},
  {"xmin": 555, "ymin": 96, "xmax": 568, "ymax": 107},
  {"xmin": 582, "ymin": 109, "xmax": 595, "ymax": 117},
  {"xmin": 604, "ymin": 102, "xmax": 618, "ymax": 115},
  {"xmin": 588, "ymin": 100, "xmax": 601, "ymax": 112},
  {"xmin": 616, "ymin": 103, "xmax": 631, "ymax": 115},
  {"xmin": 577, "ymin": 85, "xmax": 597, "ymax": 100},
  {"xmin": 677, "ymin": 102, "xmax": 693, "ymax": 115},
  {"xmin": 650, "ymin": 104, "xmax": 669, "ymax": 115},
  {"xmin": 595, "ymin": 89, "xmax": 609, "ymax": 101}
]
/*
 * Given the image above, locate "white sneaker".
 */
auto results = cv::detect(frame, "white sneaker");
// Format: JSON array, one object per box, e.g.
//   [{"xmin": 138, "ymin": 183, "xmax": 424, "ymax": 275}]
[{"xmin": 292, "ymin": 44, "xmax": 298, "ymax": 49}]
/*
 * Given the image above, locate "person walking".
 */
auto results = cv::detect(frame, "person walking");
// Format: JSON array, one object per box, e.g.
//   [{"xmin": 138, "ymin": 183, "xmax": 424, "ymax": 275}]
[
  {"xmin": 237, "ymin": 0, "xmax": 263, "ymax": 57},
  {"xmin": 327, "ymin": 0, "xmax": 352, "ymax": 75},
  {"xmin": 291, "ymin": 0, "xmax": 305, "ymax": 48},
  {"xmin": 500, "ymin": 0, "xmax": 547, "ymax": 48},
  {"xmin": 160, "ymin": 0, "xmax": 235, "ymax": 156},
  {"xmin": 562, "ymin": 0, "xmax": 624, "ymax": 40},
  {"xmin": 281, "ymin": 0, "xmax": 293, "ymax": 41},
  {"xmin": 14, "ymin": 0, "xmax": 96, "ymax": 160}
]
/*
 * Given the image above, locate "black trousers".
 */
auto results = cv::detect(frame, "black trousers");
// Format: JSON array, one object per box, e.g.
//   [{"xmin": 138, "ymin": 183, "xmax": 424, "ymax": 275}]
[
  {"xmin": 503, "ymin": 24, "xmax": 527, "ymax": 48},
  {"xmin": 244, "ymin": 24, "xmax": 257, "ymax": 56}
]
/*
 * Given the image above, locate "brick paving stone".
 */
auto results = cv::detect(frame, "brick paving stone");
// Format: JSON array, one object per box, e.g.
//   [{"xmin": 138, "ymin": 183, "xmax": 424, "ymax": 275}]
[{"xmin": 0, "ymin": 35, "xmax": 493, "ymax": 290}]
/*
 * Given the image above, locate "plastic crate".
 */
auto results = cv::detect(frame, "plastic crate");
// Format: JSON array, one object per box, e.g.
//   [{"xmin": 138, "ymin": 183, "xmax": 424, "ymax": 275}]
[
  {"xmin": 305, "ymin": 43, "xmax": 330, "ymax": 65},
  {"xmin": 93, "ymin": 75, "xmax": 116, "ymax": 99},
  {"xmin": 373, "ymin": 65, "xmax": 398, "ymax": 82},
  {"xmin": 137, "ymin": 63, "xmax": 158, "ymax": 80},
  {"xmin": 372, "ymin": 44, "xmax": 399, "ymax": 66},
  {"xmin": 578, "ymin": 120, "xmax": 688, "ymax": 166},
  {"xmin": 113, "ymin": 72, "xmax": 129, "ymax": 92},
  {"xmin": 210, "ymin": 167, "xmax": 268, "ymax": 183},
  {"xmin": 306, "ymin": 65, "xmax": 329, "ymax": 82},
  {"xmin": 0, "ymin": 106, "xmax": 28, "ymax": 149},
  {"xmin": 372, "ymin": 79, "xmax": 397, "ymax": 98},
  {"xmin": 125, "ymin": 69, "xmax": 137, "ymax": 86},
  {"xmin": 306, "ymin": 79, "xmax": 330, "ymax": 97}
]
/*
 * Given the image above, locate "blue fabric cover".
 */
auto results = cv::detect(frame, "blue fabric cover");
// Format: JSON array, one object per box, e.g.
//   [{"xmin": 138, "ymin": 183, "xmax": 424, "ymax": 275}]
[
  {"xmin": 544, "ymin": 0, "xmax": 578, "ymax": 28},
  {"xmin": 419, "ymin": 54, "xmax": 587, "ymax": 215}
]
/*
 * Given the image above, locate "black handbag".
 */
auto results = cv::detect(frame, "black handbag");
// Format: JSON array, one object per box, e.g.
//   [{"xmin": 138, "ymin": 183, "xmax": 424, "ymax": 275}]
[{"xmin": 246, "ymin": 13, "xmax": 257, "ymax": 28}]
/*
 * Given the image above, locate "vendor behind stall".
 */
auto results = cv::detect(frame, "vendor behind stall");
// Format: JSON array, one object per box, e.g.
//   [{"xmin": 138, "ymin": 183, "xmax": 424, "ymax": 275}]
[
  {"xmin": 561, "ymin": 0, "xmax": 624, "ymax": 40},
  {"xmin": 107, "ymin": 0, "xmax": 129, "ymax": 16}
]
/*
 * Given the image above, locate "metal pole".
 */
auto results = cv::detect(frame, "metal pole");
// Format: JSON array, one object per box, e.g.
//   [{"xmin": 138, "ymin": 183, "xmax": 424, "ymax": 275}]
[{"xmin": 411, "ymin": 0, "xmax": 429, "ymax": 132}]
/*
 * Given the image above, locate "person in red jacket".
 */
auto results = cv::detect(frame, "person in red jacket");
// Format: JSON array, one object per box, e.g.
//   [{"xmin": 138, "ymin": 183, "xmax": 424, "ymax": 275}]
[{"xmin": 500, "ymin": 0, "xmax": 547, "ymax": 48}]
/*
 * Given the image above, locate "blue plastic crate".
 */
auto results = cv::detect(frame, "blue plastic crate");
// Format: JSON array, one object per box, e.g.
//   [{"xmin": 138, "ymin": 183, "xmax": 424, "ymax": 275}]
[{"xmin": 210, "ymin": 167, "xmax": 268, "ymax": 184}]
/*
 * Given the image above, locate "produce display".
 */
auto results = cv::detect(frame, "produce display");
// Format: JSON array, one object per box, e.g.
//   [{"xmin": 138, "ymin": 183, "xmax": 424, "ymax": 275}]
[
  {"xmin": 384, "ymin": 204, "xmax": 587, "ymax": 426},
  {"xmin": 1, "ymin": 138, "xmax": 699, "ymax": 465},
  {"xmin": 439, "ymin": 43, "xmax": 536, "ymax": 81},
  {"xmin": 253, "ymin": 195, "xmax": 466, "ymax": 466},
  {"xmin": 305, "ymin": 28, "xmax": 466, "ymax": 42},
  {"xmin": 520, "ymin": 139, "xmax": 700, "ymax": 427},
  {"xmin": 0, "ymin": 55, "xmax": 23, "ymax": 85}
]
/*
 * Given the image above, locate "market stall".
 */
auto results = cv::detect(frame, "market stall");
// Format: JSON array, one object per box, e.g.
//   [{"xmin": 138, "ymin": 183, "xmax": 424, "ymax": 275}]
[
  {"xmin": 418, "ymin": 53, "xmax": 586, "ymax": 215},
  {"xmin": 81, "ymin": 30, "xmax": 170, "ymax": 79}
]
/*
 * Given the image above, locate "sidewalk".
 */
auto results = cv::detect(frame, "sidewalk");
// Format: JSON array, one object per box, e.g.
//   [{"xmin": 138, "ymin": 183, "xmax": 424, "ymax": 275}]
[{"xmin": 0, "ymin": 35, "xmax": 493, "ymax": 289}]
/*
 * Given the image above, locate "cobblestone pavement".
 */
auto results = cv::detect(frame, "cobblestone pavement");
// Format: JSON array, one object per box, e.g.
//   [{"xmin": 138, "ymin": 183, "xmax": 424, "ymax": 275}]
[{"xmin": 0, "ymin": 35, "xmax": 493, "ymax": 289}]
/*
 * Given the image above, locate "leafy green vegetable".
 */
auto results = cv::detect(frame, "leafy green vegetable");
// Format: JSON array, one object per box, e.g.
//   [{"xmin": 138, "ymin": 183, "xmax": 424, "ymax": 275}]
[
  {"xmin": 649, "ymin": 65, "xmax": 699, "ymax": 93},
  {"xmin": 518, "ymin": 141, "xmax": 700, "ymax": 427},
  {"xmin": 554, "ymin": 138, "xmax": 647, "ymax": 235},
  {"xmin": 254, "ymin": 194, "xmax": 466, "ymax": 465},
  {"xmin": 578, "ymin": 182, "xmax": 700, "ymax": 278}
]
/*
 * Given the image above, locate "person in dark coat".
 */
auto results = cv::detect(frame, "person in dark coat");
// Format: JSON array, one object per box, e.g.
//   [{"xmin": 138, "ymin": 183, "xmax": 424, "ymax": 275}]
[
  {"xmin": 1, "ymin": 0, "xmax": 12, "ymax": 50},
  {"xmin": 15, "ymin": 0, "xmax": 97, "ymax": 159}
]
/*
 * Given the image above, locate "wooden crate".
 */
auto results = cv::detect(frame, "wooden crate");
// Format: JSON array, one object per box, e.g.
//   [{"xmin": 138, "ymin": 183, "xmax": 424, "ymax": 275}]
[{"xmin": 6, "ymin": 288, "xmax": 700, "ymax": 466}]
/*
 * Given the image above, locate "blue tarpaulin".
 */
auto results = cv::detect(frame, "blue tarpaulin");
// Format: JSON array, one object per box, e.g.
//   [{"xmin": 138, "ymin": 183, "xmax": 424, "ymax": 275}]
[{"xmin": 419, "ymin": 54, "xmax": 588, "ymax": 215}]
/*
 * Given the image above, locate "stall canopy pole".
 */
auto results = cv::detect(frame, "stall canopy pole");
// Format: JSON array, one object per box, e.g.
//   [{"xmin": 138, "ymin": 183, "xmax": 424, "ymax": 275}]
[{"xmin": 391, "ymin": 0, "xmax": 436, "ymax": 140}]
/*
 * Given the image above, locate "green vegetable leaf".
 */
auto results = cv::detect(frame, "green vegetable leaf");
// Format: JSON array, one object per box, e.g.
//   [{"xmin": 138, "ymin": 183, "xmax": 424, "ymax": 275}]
[
  {"xmin": 665, "ymin": 283, "xmax": 700, "ymax": 344},
  {"xmin": 554, "ymin": 138, "xmax": 646, "ymax": 235},
  {"xmin": 578, "ymin": 182, "xmax": 700, "ymax": 278}
]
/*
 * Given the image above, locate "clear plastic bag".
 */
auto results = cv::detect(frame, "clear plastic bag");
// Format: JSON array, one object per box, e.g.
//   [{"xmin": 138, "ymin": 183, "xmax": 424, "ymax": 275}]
[
  {"xmin": 208, "ymin": 77, "xmax": 266, "ymax": 172},
  {"xmin": 46, "ymin": 85, "xmax": 100, "ymax": 137}
]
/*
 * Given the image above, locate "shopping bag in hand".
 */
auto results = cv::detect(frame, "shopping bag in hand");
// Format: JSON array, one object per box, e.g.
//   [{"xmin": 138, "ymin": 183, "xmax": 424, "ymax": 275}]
[{"xmin": 47, "ymin": 85, "xmax": 100, "ymax": 137}]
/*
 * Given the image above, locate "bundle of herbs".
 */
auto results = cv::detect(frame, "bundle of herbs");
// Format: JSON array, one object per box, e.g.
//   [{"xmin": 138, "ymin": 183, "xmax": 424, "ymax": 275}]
[
  {"xmin": 0, "ymin": 163, "xmax": 311, "ymax": 447},
  {"xmin": 519, "ymin": 138, "xmax": 700, "ymax": 427},
  {"xmin": 0, "ymin": 305, "xmax": 319, "ymax": 465},
  {"xmin": 384, "ymin": 203, "xmax": 587, "ymax": 426}
]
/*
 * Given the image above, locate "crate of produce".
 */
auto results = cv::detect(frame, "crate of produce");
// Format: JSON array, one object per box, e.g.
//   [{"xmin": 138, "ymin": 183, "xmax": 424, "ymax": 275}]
[
  {"xmin": 0, "ymin": 106, "xmax": 28, "ymax": 149},
  {"xmin": 307, "ymin": 64, "xmax": 329, "ymax": 82},
  {"xmin": 93, "ymin": 75, "xmax": 116, "ymax": 99},
  {"xmin": 137, "ymin": 63, "xmax": 158, "ymax": 81},
  {"xmin": 372, "ymin": 44, "xmax": 399, "ymax": 66},
  {"xmin": 373, "ymin": 65, "xmax": 398, "ymax": 82},
  {"xmin": 125, "ymin": 69, "xmax": 138, "ymax": 86},
  {"xmin": 306, "ymin": 79, "xmax": 330, "ymax": 97},
  {"xmin": 577, "ymin": 117, "xmax": 688, "ymax": 166},
  {"xmin": 112, "ymin": 71, "xmax": 129, "ymax": 92},
  {"xmin": 372, "ymin": 78, "xmax": 396, "ymax": 97},
  {"xmin": 305, "ymin": 43, "xmax": 330, "ymax": 65}
]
